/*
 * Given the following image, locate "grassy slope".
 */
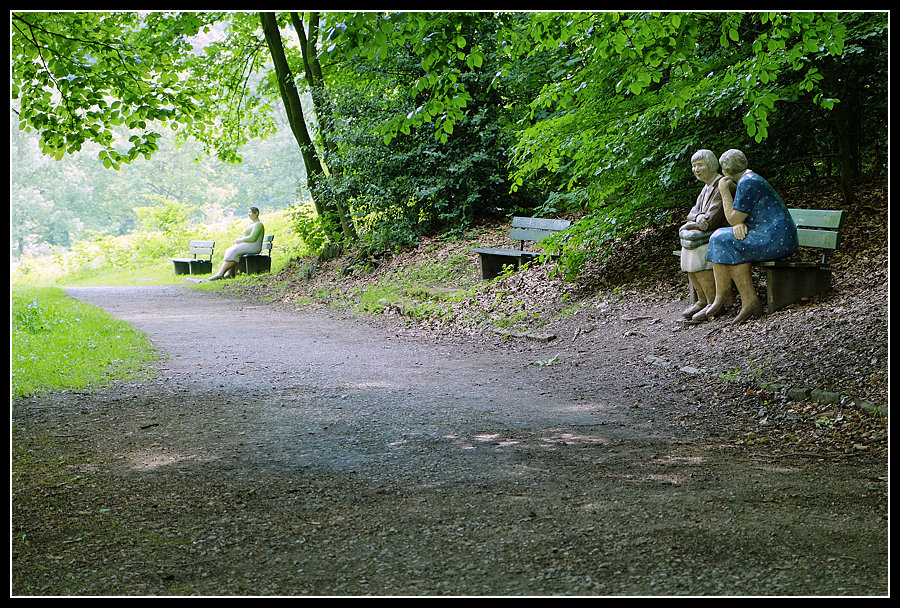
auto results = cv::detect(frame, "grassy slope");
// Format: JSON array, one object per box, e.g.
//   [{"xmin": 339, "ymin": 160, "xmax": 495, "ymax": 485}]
[{"xmin": 11, "ymin": 287, "xmax": 158, "ymax": 398}]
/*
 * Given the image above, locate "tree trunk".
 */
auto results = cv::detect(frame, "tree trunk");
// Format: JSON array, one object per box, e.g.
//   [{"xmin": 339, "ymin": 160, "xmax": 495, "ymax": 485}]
[
  {"xmin": 292, "ymin": 14, "xmax": 335, "ymax": 156},
  {"xmin": 291, "ymin": 11, "xmax": 356, "ymax": 241},
  {"xmin": 258, "ymin": 12, "xmax": 339, "ymax": 236},
  {"xmin": 824, "ymin": 56, "xmax": 861, "ymax": 206}
]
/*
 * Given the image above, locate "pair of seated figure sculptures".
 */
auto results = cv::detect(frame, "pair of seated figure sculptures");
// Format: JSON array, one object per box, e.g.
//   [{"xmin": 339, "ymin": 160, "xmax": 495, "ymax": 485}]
[{"xmin": 678, "ymin": 148, "xmax": 799, "ymax": 325}]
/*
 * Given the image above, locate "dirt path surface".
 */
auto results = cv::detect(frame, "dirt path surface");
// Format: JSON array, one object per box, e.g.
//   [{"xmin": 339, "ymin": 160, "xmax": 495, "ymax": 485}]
[{"xmin": 12, "ymin": 285, "xmax": 888, "ymax": 596}]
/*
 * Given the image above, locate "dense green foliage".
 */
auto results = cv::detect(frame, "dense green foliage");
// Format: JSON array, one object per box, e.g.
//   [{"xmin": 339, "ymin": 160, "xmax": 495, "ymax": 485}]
[
  {"xmin": 315, "ymin": 14, "xmax": 543, "ymax": 250},
  {"xmin": 11, "ymin": 287, "xmax": 157, "ymax": 397},
  {"xmin": 11, "ymin": 12, "xmax": 211, "ymax": 167},
  {"xmin": 11, "ymin": 11, "xmax": 888, "ymax": 280}
]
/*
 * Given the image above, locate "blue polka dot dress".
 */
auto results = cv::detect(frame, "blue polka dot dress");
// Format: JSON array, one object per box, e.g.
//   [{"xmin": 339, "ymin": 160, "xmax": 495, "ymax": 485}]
[{"xmin": 707, "ymin": 171, "xmax": 798, "ymax": 265}]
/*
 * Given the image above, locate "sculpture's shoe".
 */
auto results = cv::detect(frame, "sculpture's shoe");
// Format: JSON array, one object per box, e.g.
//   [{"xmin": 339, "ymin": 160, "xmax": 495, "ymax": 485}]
[
  {"xmin": 681, "ymin": 301, "xmax": 706, "ymax": 319},
  {"xmin": 689, "ymin": 302, "xmax": 722, "ymax": 324},
  {"xmin": 732, "ymin": 299, "xmax": 764, "ymax": 325}
]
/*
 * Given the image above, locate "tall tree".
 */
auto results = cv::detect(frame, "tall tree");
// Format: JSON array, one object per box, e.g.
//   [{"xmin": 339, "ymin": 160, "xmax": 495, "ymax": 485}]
[
  {"xmin": 258, "ymin": 13, "xmax": 328, "ymax": 219},
  {"xmin": 12, "ymin": 11, "xmax": 356, "ymax": 243},
  {"xmin": 171, "ymin": 11, "xmax": 354, "ymax": 242},
  {"xmin": 291, "ymin": 12, "xmax": 357, "ymax": 240}
]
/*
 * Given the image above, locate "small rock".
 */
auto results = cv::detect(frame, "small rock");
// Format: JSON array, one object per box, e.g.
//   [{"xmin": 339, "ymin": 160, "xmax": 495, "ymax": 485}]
[
  {"xmin": 788, "ymin": 387, "xmax": 811, "ymax": 401},
  {"xmin": 811, "ymin": 389, "xmax": 841, "ymax": 405}
]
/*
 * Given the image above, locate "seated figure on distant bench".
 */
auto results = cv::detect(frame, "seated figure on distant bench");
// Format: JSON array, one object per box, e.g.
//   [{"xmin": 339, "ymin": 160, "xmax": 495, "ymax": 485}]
[
  {"xmin": 208, "ymin": 207, "xmax": 265, "ymax": 281},
  {"xmin": 679, "ymin": 149, "xmax": 733, "ymax": 320}
]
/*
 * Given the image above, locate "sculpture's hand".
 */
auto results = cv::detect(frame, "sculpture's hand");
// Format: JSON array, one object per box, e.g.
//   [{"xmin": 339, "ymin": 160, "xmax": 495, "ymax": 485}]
[
  {"xmin": 733, "ymin": 223, "xmax": 748, "ymax": 240},
  {"xmin": 719, "ymin": 177, "xmax": 734, "ymax": 195}
]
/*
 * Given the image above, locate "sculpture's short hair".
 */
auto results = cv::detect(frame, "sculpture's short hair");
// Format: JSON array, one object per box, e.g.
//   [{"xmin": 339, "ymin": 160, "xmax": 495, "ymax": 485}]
[
  {"xmin": 719, "ymin": 149, "xmax": 748, "ymax": 175},
  {"xmin": 691, "ymin": 149, "xmax": 719, "ymax": 173}
]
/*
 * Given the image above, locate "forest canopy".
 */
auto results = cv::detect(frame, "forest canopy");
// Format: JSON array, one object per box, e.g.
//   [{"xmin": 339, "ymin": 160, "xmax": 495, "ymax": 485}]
[{"xmin": 10, "ymin": 11, "xmax": 888, "ymax": 277}]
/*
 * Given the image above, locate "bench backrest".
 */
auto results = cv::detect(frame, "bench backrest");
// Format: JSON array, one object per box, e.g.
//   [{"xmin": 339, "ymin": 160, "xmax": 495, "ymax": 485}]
[
  {"xmin": 260, "ymin": 234, "xmax": 274, "ymax": 256},
  {"xmin": 509, "ymin": 217, "xmax": 571, "ymax": 250},
  {"xmin": 188, "ymin": 240, "xmax": 215, "ymax": 259},
  {"xmin": 788, "ymin": 208, "xmax": 844, "ymax": 264}
]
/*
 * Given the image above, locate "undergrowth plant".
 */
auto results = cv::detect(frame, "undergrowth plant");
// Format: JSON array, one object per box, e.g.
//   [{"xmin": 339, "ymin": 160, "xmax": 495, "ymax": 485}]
[{"xmin": 355, "ymin": 253, "xmax": 476, "ymax": 316}]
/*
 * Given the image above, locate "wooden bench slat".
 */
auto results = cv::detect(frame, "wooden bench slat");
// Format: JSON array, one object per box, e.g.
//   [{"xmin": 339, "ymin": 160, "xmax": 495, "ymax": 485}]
[
  {"xmin": 511, "ymin": 217, "xmax": 572, "ymax": 231},
  {"xmin": 171, "ymin": 240, "xmax": 216, "ymax": 259},
  {"xmin": 796, "ymin": 227, "xmax": 840, "ymax": 250},
  {"xmin": 789, "ymin": 208, "xmax": 844, "ymax": 229},
  {"xmin": 470, "ymin": 247, "xmax": 528, "ymax": 257},
  {"xmin": 509, "ymin": 227, "xmax": 564, "ymax": 243},
  {"xmin": 758, "ymin": 260, "xmax": 830, "ymax": 268}
]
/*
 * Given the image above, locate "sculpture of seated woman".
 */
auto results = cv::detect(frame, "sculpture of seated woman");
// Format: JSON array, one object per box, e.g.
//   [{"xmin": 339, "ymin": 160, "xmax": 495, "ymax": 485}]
[{"xmin": 678, "ymin": 149, "xmax": 733, "ymax": 319}]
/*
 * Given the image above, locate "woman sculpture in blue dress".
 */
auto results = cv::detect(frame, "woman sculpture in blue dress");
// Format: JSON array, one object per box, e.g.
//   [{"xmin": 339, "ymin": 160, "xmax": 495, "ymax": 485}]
[{"xmin": 690, "ymin": 149, "xmax": 798, "ymax": 324}]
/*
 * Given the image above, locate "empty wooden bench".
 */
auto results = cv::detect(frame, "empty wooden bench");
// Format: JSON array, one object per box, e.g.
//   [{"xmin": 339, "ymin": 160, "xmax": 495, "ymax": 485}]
[
  {"xmin": 236, "ymin": 234, "xmax": 274, "ymax": 275},
  {"xmin": 676, "ymin": 208, "xmax": 845, "ymax": 311},
  {"xmin": 471, "ymin": 217, "xmax": 571, "ymax": 280},
  {"xmin": 170, "ymin": 240, "xmax": 215, "ymax": 275}
]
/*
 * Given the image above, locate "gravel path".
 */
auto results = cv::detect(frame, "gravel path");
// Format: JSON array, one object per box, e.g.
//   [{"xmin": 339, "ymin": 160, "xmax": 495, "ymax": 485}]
[{"xmin": 11, "ymin": 285, "xmax": 888, "ymax": 596}]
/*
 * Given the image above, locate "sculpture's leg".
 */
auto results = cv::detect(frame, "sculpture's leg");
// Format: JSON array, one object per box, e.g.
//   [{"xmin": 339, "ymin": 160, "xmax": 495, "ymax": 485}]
[
  {"xmin": 730, "ymin": 263, "xmax": 764, "ymax": 324},
  {"xmin": 690, "ymin": 264, "xmax": 732, "ymax": 323},
  {"xmin": 682, "ymin": 270, "xmax": 713, "ymax": 319}
]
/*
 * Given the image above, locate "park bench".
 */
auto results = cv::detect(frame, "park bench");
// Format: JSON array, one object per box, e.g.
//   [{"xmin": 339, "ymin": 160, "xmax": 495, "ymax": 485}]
[
  {"xmin": 236, "ymin": 234, "xmax": 275, "ymax": 275},
  {"xmin": 170, "ymin": 240, "xmax": 215, "ymax": 275},
  {"xmin": 471, "ymin": 216, "xmax": 571, "ymax": 280},
  {"xmin": 760, "ymin": 208, "xmax": 845, "ymax": 311},
  {"xmin": 677, "ymin": 208, "xmax": 845, "ymax": 311}
]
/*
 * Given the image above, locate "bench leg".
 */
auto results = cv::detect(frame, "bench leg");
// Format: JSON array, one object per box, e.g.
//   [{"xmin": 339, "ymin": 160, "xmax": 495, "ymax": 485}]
[
  {"xmin": 238, "ymin": 255, "xmax": 272, "ymax": 275},
  {"xmin": 765, "ymin": 266, "xmax": 832, "ymax": 311},
  {"xmin": 173, "ymin": 260, "xmax": 212, "ymax": 275},
  {"xmin": 190, "ymin": 260, "xmax": 212, "ymax": 275},
  {"xmin": 478, "ymin": 253, "xmax": 521, "ymax": 280}
]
